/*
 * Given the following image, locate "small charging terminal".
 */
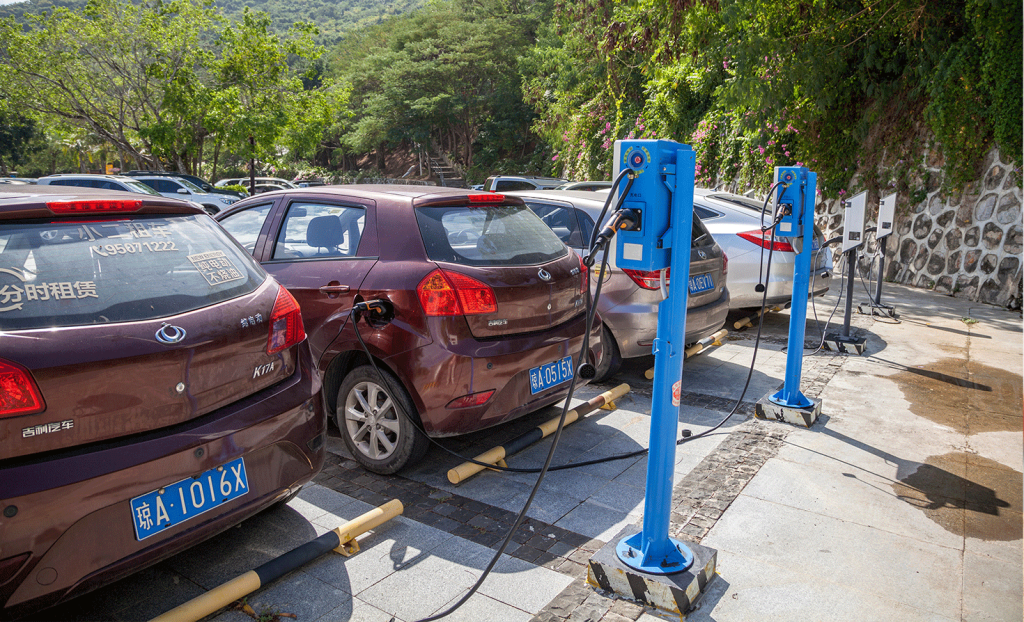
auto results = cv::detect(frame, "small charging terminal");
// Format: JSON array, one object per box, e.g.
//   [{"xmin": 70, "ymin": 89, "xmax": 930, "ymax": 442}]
[
  {"xmin": 859, "ymin": 192, "xmax": 898, "ymax": 318},
  {"xmin": 824, "ymin": 191, "xmax": 869, "ymax": 354}
]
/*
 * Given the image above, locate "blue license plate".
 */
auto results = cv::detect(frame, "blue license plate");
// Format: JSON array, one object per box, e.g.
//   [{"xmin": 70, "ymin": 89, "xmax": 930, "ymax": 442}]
[
  {"xmin": 130, "ymin": 457, "xmax": 249, "ymax": 541},
  {"xmin": 529, "ymin": 356, "xmax": 574, "ymax": 395},
  {"xmin": 688, "ymin": 273, "xmax": 715, "ymax": 294}
]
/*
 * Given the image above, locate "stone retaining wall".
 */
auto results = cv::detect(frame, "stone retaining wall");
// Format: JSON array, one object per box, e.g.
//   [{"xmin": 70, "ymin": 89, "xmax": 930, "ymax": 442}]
[{"xmin": 814, "ymin": 148, "xmax": 1022, "ymax": 307}]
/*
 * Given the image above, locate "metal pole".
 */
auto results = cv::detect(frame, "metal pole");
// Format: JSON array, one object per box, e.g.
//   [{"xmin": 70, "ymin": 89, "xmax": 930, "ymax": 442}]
[
  {"xmin": 248, "ymin": 136, "xmax": 256, "ymax": 195},
  {"xmin": 842, "ymin": 247, "xmax": 856, "ymax": 338},
  {"xmin": 874, "ymin": 236, "xmax": 886, "ymax": 306}
]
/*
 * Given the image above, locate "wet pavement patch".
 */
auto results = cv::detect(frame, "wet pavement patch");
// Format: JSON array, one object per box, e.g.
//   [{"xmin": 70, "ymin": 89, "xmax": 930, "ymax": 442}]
[
  {"xmin": 893, "ymin": 452, "xmax": 1022, "ymax": 541},
  {"xmin": 890, "ymin": 358, "xmax": 1023, "ymax": 434}
]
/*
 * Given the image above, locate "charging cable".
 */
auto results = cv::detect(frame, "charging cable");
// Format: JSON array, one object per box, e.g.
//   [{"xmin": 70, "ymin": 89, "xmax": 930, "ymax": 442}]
[{"xmin": 352, "ymin": 175, "xmax": 790, "ymax": 620}]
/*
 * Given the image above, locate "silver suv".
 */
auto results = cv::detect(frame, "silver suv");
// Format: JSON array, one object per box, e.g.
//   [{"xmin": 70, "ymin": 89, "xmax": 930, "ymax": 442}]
[
  {"xmin": 36, "ymin": 174, "xmax": 162, "ymax": 196},
  {"xmin": 482, "ymin": 175, "xmax": 567, "ymax": 192},
  {"xmin": 132, "ymin": 175, "xmax": 239, "ymax": 214}
]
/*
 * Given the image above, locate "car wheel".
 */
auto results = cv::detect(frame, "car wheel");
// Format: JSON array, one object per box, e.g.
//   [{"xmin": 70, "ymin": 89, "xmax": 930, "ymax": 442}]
[
  {"xmin": 593, "ymin": 325, "xmax": 622, "ymax": 382},
  {"xmin": 202, "ymin": 205, "xmax": 220, "ymax": 216},
  {"xmin": 337, "ymin": 365, "xmax": 429, "ymax": 474}
]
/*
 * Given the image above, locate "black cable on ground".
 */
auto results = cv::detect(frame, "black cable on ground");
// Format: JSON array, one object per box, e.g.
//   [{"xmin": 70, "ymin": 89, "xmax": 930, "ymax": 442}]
[{"xmin": 358, "ymin": 177, "xmax": 792, "ymax": 620}]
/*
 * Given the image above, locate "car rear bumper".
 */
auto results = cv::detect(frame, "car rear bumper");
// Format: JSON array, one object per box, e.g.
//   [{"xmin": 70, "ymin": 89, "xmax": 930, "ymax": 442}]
[
  {"xmin": 0, "ymin": 345, "xmax": 324, "ymax": 618},
  {"xmin": 729, "ymin": 271, "xmax": 831, "ymax": 309},
  {"xmin": 393, "ymin": 313, "xmax": 603, "ymax": 436},
  {"xmin": 601, "ymin": 288, "xmax": 731, "ymax": 360}
]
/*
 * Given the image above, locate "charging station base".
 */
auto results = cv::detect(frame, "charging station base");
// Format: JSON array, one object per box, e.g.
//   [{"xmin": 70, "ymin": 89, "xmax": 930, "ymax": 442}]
[
  {"xmin": 587, "ymin": 525, "xmax": 717, "ymax": 616},
  {"xmin": 822, "ymin": 333, "xmax": 867, "ymax": 355},
  {"xmin": 755, "ymin": 394, "xmax": 822, "ymax": 427},
  {"xmin": 858, "ymin": 303, "xmax": 897, "ymax": 318}
]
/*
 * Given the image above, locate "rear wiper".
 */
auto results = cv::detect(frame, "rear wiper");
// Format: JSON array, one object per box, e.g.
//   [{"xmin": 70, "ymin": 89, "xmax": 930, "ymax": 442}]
[{"xmin": 692, "ymin": 232, "xmax": 709, "ymax": 246}]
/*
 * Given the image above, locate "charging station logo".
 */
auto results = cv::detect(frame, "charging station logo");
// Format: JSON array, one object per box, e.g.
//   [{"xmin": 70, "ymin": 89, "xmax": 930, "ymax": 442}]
[{"xmin": 622, "ymin": 146, "xmax": 652, "ymax": 175}]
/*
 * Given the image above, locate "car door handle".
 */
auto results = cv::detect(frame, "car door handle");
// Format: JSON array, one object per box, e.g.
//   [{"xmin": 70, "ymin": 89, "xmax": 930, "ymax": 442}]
[{"xmin": 319, "ymin": 285, "xmax": 350, "ymax": 293}]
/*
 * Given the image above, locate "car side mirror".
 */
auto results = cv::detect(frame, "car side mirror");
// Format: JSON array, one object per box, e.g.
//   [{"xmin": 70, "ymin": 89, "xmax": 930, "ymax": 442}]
[{"xmin": 177, "ymin": 188, "xmax": 189, "ymax": 195}]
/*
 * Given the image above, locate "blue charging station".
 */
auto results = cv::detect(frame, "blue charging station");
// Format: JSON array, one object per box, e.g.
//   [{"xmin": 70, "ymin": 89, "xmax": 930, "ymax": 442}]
[
  {"xmin": 611, "ymin": 139, "xmax": 697, "ymax": 574},
  {"xmin": 754, "ymin": 167, "xmax": 823, "ymax": 426}
]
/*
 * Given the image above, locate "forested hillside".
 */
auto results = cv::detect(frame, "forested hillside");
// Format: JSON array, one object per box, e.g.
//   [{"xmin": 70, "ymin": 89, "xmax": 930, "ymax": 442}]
[
  {"xmin": 1, "ymin": 0, "xmax": 1019, "ymax": 205},
  {"xmin": 0, "ymin": 0, "xmax": 424, "ymax": 42}
]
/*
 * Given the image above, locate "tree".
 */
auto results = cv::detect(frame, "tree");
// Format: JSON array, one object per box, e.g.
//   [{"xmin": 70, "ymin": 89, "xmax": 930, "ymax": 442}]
[
  {"xmin": 209, "ymin": 9, "xmax": 328, "ymax": 165},
  {"xmin": 0, "ymin": 0, "xmax": 218, "ymax": 170},
  {"xmin": 0, "ymin": 110, "xmax": 39, "ymax": 174}
]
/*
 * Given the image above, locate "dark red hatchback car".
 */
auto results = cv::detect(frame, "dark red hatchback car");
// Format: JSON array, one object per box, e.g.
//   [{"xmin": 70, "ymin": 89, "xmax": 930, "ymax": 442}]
[
  {"xmin": 216, "ymin": 185, "xmax": 602, "ymax": 474},
  {"xmin": 0, "ymin": 186, "xmax": 324, "ymax": 618}
]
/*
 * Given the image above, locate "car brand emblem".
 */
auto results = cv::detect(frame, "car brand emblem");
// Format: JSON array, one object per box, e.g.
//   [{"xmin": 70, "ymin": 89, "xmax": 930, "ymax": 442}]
[
  {"xmin": 697, "ymin": 249, "xmax": 707, "ymax": 259},
  {"xmin": 155, "ymin": 323, "xmax": 187, "ymax": 345},
  {"xmin": 538, "ymin": 269, "xmax": 552, "ymax": 281}
]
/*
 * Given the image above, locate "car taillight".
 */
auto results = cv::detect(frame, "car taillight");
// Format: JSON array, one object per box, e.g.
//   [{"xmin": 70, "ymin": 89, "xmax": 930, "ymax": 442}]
[
  {"xmin": 446, "ymin": 389, "xmax": 495, "ymax": 409},
  {"xmin": 267, "ymin": 286, "xmax": 306, "ymax": 354},
  {"xmin": 623, "ymin": 268, "xmax": 669, "ymax": 290},
  {"xmin": 722, "ymin": 252, "xmax": 728, "ymax": 276},
  {"xmin": 0, "ymin": 358, "xmax": 45, "ymax": 418},
  {"xmin": 48, "ymin": 199, "xmax": 143, "ymax": 214},
  {"xmin": 468, "ymin": 193, "xmax": 505, "ymax": 203},
  {"xmin": 417, "ymin": 269, "xmax": 497, "ymax": 316},
  {"xmin": 737, "ymin": 229, "xmax": 795, "ymax": 252}
]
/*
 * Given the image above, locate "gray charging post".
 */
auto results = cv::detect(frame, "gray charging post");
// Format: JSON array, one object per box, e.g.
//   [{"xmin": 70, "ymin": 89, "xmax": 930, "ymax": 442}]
[{"xmin": 825, "ymin": 191, "xmax": 868, "ymax": 354}]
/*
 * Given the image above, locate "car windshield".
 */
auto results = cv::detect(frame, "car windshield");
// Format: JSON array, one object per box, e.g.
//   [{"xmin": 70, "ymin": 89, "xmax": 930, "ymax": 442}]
[
  {"xmin": 706, "ymin": 193, "xmax": 768, "ymax": 213},
  {"xmin": 0, "ymin": 214, "xmax": 265, "ymax": 330},
  {"xmin": 415, "ymin": 204, "xmax": 567, "ymax": 266},
  {"xmin": 176, "ymin": 178, "xmax": 205, "ymax": 193},
  {"xmin": 124, "ymin": 180, "xmax": 161, "ymax": 195}
]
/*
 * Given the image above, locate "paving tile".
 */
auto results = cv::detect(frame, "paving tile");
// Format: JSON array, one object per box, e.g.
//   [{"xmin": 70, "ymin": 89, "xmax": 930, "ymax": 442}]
[
  {"xmin": 431, "ymin": 592, "xmax": 533, "ymax": 622},
  {"xmin": 354, "ymin": 553, "xmax": 480, "ymax": 621},
  {"xmin": 961, "ymin": 549, "xmax": 1024, "ymax": 622},
  {"xmin": 314, "ymin": 597, "xmax": 395, "ymax": 622},
  {"xmin": 305, "ymin": 515, "xmax": 454, "ymax": 594},
  {"xmin": 468, "ymin": 554, "xmax": 574, "ymax": 614},
  {"xmin": 703, "ymin": 495, "xmax": 964, "ymax": 617},
  {"xmin": 245, "ymin": 572, "xmax": 349, "ymax": 622}
]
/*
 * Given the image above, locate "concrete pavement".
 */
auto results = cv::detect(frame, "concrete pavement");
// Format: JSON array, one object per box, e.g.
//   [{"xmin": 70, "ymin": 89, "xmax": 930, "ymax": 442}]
[{"xmin": 27, "ymin": 278, "xmax": 1022, "ymax": 622}]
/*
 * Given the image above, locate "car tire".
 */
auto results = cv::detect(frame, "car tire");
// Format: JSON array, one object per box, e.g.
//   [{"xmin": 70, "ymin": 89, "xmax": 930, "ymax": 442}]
[
  {"xmin": 337, "ymin": 365, "xmax": 429, "ymax": 474},
  {"xmin": 592, "ymin": 325, "xmax": 622, "ymax": 382}
]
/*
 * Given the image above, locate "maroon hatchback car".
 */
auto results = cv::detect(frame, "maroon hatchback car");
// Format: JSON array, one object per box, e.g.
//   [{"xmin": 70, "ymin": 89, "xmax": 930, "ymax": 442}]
[
  {"xmin": 216, "ymin": 185, "xmax": 602, "ymax": 474},
  {"xmin": 0, "ymin": 186, "xmax": 324, "ymax": 617}
]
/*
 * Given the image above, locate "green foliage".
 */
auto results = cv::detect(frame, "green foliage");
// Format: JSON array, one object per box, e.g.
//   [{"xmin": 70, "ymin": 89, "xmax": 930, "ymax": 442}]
[
  {"xmin": 0, "ymin": 0, "xmax": 345, "ymax": 174},
  {"xmin": 0, "ymin": 112, "xmax": 39, "ymax": 173},
  {"xmin": 0, "ymin": 0, "xmax": 429, "ymax": 44},
  {"xmin": 528, "ymin": 0, "xmax": 1020, "ymax": 196},
  {"xmin": 328, "ymin": 0, "xmax": 544, "ymax": 172}
]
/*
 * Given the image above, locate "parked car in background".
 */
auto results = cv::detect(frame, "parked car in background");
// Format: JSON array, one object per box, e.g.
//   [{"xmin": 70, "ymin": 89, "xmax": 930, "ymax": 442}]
[
  {"xmin": 554, "ymin": 181, "xmax": 613, "ymax": 192},
  {"xmin": 132, "ymin": 174, "xmax": 241, "ymax": 215},
  {"xmin": 248, "ymin": 182, "xmax": 289, "ymax": 194},
  {"xmin": 482, "ymin": 175, "xmax": 567, "ymax": 192},
  {"xmin": 592, "ymin": 187, "xmax": 833, "ymax": 309},
  {"xmin": 216, "ymin": 176, "xmax": 298, "ymax": 190},
  {"xmin": 0, "ymin": 185, "xmax": 323, "ymax": 618},
  {"xmin": 124, "ymin": 170, "xmax": 247, "ymax": 198},
  {"xmin": 690, "ymin": 189, "xmax": 832, "ymax": 309},
  {"xmin": 36, "ymin": 173, "xmax": 164, "ymax": 197},
  {"xmin": 215, "ymin": 185, "xmax": 602, "ymax": 473},
  {"xmin": 507, "ymin": 189, "xmax": 730, "ymax": 382}
]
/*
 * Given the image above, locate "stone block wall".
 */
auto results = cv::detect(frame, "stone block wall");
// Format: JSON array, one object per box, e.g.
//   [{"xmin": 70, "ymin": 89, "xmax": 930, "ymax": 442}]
[{"xmin": 813, "ymin": 148, "xmax": 1022, "ymax": 308}]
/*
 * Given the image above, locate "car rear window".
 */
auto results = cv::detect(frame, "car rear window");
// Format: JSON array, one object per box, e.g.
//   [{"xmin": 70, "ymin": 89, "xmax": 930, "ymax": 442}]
[
  {"xmin": 415, "ymin": 204, "xmax": 568, "ymax": 266},
  {"xmin": 0, "ymin": 214, "xmax": 265, "ymax": 330}
]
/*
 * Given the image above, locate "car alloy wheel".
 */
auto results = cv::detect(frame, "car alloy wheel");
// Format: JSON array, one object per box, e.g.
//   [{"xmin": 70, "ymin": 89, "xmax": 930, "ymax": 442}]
[{"xmin": 337, "ymin": 365, "xmax": 428, "ymax": 474}]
